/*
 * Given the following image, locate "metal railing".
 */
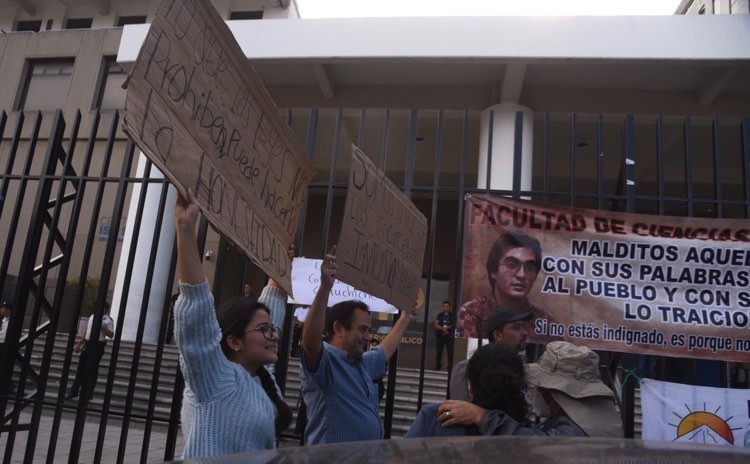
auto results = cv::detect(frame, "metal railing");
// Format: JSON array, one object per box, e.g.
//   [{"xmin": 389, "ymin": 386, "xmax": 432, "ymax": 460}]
[{"xmin": 0, "ymin": 108, "xmax": 748, "ymax": 462}]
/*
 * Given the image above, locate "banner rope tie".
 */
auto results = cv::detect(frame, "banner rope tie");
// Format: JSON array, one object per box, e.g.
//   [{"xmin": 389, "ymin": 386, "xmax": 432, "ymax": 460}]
[{"xmin": 621, "ymin": 368, "xmax": 643, "ymax": 388}]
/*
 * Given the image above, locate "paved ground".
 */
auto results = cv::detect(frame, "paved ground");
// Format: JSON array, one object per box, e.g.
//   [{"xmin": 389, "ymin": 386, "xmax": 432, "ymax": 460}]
[
  {"xmin": 1, "ymin": 407, "xmax": 185, "ymax": 463},
  {"xmin": 1, "ymin": 406, "xmax": 302, "ymax": 463}
]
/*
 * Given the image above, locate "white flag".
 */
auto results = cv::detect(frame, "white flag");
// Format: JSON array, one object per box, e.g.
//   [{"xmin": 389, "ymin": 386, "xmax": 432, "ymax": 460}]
[{"xmin": 641, "ymin": 378, "xmax": 750, "ymax": 447}]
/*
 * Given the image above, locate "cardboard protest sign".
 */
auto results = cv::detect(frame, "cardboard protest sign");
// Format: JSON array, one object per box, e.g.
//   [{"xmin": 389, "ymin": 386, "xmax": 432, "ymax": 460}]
[
  {"xmin": 459, "ymin": 194, "xmax": 750, "ymax": 362},
  {"xmin": 122, "ymin": 0, "xmax": 314, "ymax": 295},
  {"xmin": 288, "ymin": 258, "xmax": 398, "ymax": 313},
  {"xmin": 337, "ymin": 145, "xmax": 428, "ymax": 312}
]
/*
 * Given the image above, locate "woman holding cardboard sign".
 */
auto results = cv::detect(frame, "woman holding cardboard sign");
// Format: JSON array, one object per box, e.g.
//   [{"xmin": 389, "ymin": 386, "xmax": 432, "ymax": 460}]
[{"xmin": 173, "ymin": 188, "xmax": 291, "ymax": 458}]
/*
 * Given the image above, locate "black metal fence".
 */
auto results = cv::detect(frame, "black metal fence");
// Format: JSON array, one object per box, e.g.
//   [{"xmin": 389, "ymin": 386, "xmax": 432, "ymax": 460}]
[
  {"xmin": 0, "ymin": 108, "xmax": 748, "ymax": 462},
  {"xmin": 0, "ymin": 109, "xmax": 182, "ymax": 463}
]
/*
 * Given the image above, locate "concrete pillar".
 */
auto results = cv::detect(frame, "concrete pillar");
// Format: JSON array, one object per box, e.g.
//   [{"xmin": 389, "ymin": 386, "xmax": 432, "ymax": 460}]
[
  {"xmin": 477, "ymin": 103, "xmax": 534, "ymax": 192},
  {"xmin": 464, "ymin": 103, "xmax": 534, "ymax": 356},
  {"xmin": 111, "ymin": 153, "xmax": 176, "ymax": 343}
]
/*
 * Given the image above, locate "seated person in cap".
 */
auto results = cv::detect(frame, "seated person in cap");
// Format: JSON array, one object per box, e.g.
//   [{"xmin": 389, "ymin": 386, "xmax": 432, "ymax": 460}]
[
  {"xmin": 449, "ymin": 306, "xmax": 533, "ymax": 401},
  {"xmin": 439, "ymin": 341, "xmax": 623, "ymax": 438},
  {"xmin": 405, "ymin": 344, "xmax": 526, "ymax": 438}
]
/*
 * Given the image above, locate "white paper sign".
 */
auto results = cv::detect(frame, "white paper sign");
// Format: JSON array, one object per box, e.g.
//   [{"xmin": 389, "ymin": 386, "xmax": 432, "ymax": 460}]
[{"xmin": 288, "ymin": 257, "xmax": 398, "ymax": 313}]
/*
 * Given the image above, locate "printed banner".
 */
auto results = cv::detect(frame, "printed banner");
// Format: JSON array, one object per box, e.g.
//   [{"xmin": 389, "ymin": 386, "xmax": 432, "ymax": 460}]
[
  {"xmin": 288, "ymin": 258, "xmax": 398, "ymax": 313},
  {"xmin": 641, "ymin": 378, "xmax": 750, "ymax": 446},
  {"xmin": 123, "ymin": 0, "xmax": 315, "ymax": 295},
  {"xmin": 337, "ymin": 145, "xmax": 428, "ymax": 312},
  {"xmin": 459, "ymin": 194, "xmax": 750, "ymax": 361}
]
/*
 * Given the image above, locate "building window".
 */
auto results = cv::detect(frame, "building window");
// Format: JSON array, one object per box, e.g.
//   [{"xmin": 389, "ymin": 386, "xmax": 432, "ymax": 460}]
[
  {"xmin": 64, "ymin": 18, "xmax": 93, "ymax": 29},
  {"xmin": 93, "ymin": 58, "xmax": 127, "ymax": 110},
  {"xmin": 117, "ymin": 16, "xmax": 148, "ymax": 27},
  {"xmin": 17, "ymin": 59, "xmax": 75, "ymax": 111},
  {"xmin": 229, "ymin": 11, "xmax": 263, "ymax": 20},
  {"xmin": 14, "ymin": 20, "xmax": 42, "ymax": 32}
]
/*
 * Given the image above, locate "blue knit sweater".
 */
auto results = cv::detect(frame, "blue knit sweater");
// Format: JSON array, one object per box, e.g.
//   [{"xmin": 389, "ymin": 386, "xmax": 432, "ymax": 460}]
[{"xmin": 175, "ymin": 280, "xmax": 286, "ymax": 459}]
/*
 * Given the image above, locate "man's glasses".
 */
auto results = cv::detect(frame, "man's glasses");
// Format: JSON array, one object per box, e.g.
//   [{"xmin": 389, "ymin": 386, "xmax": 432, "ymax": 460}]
[
  {"xmin": 500, "ymin": 258, "xmax": 539, "ymax": 276},
  {"xmin": 246, "ymin": 325, "xmax": 281, "ymax": 340}
]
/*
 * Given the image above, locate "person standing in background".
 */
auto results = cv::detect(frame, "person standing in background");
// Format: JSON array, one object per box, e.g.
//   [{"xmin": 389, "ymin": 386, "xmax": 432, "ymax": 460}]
[
  {"xmin": 291, "ymin": 305, "xmax": 309, "ymax": 357},
  {"xmin": 434, "ymin": 301, "xmax": 455, "ymax": 371},
  {"xmin": 66, "ymin": 303, "xmax": 114, "ymax": 400}
]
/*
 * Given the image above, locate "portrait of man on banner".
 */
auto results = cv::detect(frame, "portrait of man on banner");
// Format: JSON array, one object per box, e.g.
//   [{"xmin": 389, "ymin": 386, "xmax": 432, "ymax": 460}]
[{"xmin": 457, "ymin": 228, "xmax": 553, "ymax": 339}]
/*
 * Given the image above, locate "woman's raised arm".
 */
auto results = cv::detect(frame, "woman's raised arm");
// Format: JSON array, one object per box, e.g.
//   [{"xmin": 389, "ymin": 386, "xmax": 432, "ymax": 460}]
[{"xmin": 175, "ymin": 189, "xmax": 205, "ymax": 285}]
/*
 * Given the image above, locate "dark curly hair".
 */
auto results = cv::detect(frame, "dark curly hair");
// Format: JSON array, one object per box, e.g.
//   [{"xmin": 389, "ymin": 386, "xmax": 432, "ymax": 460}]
[
  {"xmin": 467, "ymin": 343, "xmax": 527, "ymax": 422},
  {"xmin": 216, "ymin": 297, "xmax": 292, "ymax": 436}
]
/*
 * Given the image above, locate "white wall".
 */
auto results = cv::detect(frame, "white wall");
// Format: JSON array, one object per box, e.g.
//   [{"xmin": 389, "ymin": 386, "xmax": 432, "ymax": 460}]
[{"xmin": 118, "ymin": 15, "xmax": 750, "ymax": 64}]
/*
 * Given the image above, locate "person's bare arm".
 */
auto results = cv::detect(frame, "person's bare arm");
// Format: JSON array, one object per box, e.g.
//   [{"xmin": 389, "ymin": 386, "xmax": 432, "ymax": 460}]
[
  {"xmin": 301, "ymin": 246, "xmax": 336, "ymax": 373},
  {"xmin": 74, "ymin": 334, "xmax": 86, "ymax": 353},
  {"xmin": 378, "ymin": 304, "xmax": 418, "ymax": 361},
  {"xmin": 174, "ymin": 189, "xmax": 204, "ymax": 285}
]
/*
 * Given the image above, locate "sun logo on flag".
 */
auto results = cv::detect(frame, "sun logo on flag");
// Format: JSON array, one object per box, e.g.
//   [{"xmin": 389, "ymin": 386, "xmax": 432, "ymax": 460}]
[{"xmin": 669, "ymin": 403, "xmax": 741, "ymax": 445}]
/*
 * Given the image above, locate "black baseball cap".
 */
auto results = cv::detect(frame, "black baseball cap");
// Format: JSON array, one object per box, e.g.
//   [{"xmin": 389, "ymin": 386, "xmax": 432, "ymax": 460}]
[{"xmin": 486, "ymin": 306, "xmax": 533, "ymax": 339}]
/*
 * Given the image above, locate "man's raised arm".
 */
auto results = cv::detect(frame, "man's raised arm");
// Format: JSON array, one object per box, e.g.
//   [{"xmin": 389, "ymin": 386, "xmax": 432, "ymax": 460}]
[
  {"xmin": 378, "ymin": 302, "xmax": 418, "ymax": 361},
  {"xmin": 301, "ymin": 246, "xmax": 337, "ymax": 373}
]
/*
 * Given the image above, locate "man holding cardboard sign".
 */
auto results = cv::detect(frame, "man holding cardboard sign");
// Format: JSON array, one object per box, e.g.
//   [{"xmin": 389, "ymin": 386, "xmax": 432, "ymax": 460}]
[
  {"xmin": 300, "ymin": 246, "xmax": 419, "ymax": 444},
  {"xmin": 300, "ymin": 146, "xmax": 425, "ymax": 444}
]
